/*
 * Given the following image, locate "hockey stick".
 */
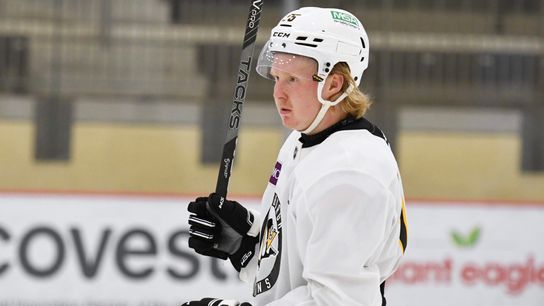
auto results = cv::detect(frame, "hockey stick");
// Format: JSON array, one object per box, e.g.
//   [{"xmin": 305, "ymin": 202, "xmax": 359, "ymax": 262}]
[{"xmin": 215, "ymin": 0, "xmax": 264, "ymax": 206}]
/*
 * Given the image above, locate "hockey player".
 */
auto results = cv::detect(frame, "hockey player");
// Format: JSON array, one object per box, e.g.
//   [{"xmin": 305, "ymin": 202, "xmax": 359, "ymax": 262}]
[{"xmin": 182, "ymin": 7, "xmax": 408, "ymax": 306}]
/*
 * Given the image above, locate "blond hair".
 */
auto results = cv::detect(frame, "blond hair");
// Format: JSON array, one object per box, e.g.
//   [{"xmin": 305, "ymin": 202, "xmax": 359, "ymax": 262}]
[{"xmin": 330, "ymin": 62, "xmax": 372, "ymax": 118}]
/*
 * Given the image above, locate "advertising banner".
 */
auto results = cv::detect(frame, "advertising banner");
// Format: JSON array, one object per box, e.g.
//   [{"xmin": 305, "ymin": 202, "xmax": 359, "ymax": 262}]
[
  {"xmin": 0, "ymin": 193, "xmax": 543, "ymax": 305},
  {"xmin": 0, "ymin": 193, "xmax": 250, "ymax": 306},
  {"xmin": 386, "ymin": 202, "xmax": 544, "ymax": 306}
]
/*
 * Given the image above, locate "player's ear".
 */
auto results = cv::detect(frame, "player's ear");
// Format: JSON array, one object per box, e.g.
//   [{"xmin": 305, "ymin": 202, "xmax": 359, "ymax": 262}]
[{"xmin": 322, "ymin": 73, "xmax": 345, "ymax": 101}]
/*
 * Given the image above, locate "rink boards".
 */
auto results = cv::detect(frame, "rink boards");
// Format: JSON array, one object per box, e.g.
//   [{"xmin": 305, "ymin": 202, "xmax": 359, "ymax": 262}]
[{"xmin": 0, "ymin": 192, "xmax": 542, "ymax": 306}]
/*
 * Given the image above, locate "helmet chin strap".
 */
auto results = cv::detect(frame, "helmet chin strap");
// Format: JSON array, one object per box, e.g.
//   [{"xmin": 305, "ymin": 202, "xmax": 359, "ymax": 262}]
[{"xmin": 301, "ymin": 82, "xmax": 354, "ymax": 134}]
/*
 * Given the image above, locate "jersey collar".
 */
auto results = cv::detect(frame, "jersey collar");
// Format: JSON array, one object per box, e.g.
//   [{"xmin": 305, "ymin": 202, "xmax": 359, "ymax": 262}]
[{"xmin": 299, "ymin": 116, "xmax": 387, "ymax": 148}]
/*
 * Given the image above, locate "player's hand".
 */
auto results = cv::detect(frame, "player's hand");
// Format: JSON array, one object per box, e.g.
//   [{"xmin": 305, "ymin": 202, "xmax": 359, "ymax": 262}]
[
  {"xmin": 188, "ymin": 193, "xmax": 259, "ymax": 271},
  {"xmin": 180, "ymin": 297, "xmax": 252, "ymax": 306}
]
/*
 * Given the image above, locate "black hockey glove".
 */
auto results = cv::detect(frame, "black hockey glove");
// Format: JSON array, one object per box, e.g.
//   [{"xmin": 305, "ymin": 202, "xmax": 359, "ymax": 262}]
[
  {"xmin": 181, "ymin": 298, "xmax": 252, "ymax": 306},
  {"xmin": 188, "ymin": 193, "xmax": 259, "ymax": 271}
]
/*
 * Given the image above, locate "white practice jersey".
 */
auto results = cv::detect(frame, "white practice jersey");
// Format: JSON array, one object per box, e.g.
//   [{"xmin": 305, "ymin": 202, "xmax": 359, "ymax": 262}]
[{"xmin": 240, "ymin": 117, "xmax": 408, "ymax": 306}]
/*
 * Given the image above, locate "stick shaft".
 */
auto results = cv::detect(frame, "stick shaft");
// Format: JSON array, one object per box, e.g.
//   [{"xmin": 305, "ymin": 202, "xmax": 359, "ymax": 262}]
[{"xmin": 215, "ymin": 0, "xmax": 264, "ymax": 202}]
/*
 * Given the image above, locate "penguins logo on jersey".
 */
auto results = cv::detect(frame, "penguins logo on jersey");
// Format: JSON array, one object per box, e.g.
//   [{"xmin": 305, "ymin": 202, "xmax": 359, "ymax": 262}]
[
  {"xmin": 260, "ymin": 219, "xmax": 278, "ymax": 260},
  {"xmin": 254, "ymin": 194, "xmax": 282, "ymax": 296}
]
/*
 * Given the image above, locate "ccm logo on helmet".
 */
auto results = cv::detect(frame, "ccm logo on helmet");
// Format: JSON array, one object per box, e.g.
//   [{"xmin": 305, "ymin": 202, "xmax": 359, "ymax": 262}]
[{"xmin": 272, "ymin": 32, "xmax": 290, "ymax": 38}]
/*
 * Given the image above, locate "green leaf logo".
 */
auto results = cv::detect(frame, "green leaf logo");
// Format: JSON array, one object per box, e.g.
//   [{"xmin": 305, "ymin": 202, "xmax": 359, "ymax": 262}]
[{"xmin": 451, "ymin": 227, "xmax": 481, "ymax": 248}]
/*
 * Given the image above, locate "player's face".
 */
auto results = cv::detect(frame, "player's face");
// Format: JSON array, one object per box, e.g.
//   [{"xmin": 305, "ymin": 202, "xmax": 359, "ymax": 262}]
[{"xmin": 270, "ymin": 54, "xmax": 320, "ymax": 132}]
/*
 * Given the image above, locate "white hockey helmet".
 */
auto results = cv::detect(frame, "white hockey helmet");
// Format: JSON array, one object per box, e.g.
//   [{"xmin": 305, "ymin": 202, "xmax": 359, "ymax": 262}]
[{"xmin": 256, "ymin": 7, "xmax": 370, "ymax": 134}]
